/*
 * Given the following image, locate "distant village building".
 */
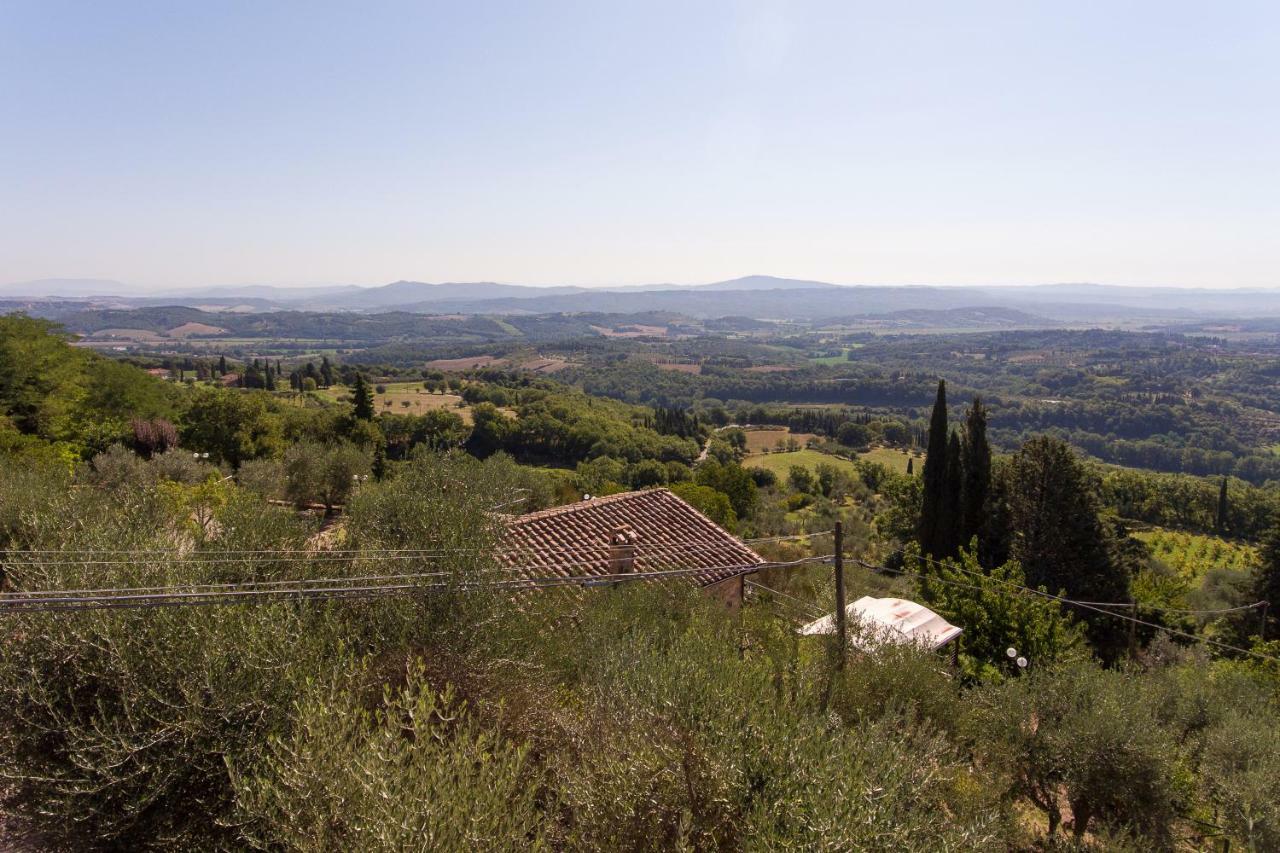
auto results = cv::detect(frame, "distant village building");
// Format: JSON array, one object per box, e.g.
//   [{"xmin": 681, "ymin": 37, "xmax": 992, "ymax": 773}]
[{"xmin": 500, "ymin": 489, "xmax": 766, "ymax": 608}]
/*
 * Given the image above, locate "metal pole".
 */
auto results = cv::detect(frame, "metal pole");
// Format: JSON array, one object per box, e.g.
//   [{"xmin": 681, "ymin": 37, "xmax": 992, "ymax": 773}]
[{"xmin": 834, "ymin": 521, "xmax": 846, "ymax": 670}]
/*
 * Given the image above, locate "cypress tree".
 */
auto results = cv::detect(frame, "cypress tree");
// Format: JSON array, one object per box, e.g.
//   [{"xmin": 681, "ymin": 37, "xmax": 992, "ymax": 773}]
[
  {"xmin": 918, "ymin": 380, "xmax": 949, "ymax": 558},
  {"xmin": 906, "ymin": 457, "xmax": 914, "ymax": 476},
  {"xmin": 979, "ymin": 465, "xmax": 1012, "ymax": 569},
  {"xmin": 218, "ymin": 355, "xmax": 228, "ymax": 375},
  {"xmin": 960, "ymin": 397, "xmax": 991, "ymax": 549},
  {"xmin": 942, "ymin": 431, "xmax": 963, "ymax": 558},
  {"xmin": 352, "ymin": 373, "xmax": 375, "ymax": 420}
]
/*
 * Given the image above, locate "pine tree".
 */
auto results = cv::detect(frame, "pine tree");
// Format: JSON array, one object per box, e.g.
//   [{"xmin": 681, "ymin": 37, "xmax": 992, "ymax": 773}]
[
  {"xmin": 1005, "ymin": 436, "xmax": 1130, "ymax": 657},
  {"xmin": 352, "ymin": 373, "xmax": 375, "ymax": 420},
  {"xmin": 960, "ymin": 397, "xmax": 991, "ymax": 550},
  {"xmin": 1216, "ymin": 477, "xmax": 1229, "ymax": 534},
  {"xmin": 918, "ymin": 380, "xmax": 949, "ymax": 558}
]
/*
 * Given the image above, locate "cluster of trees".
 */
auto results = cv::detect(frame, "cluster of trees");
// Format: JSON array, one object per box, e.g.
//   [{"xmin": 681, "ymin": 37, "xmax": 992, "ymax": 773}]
[
  {"xmin": 1, "ymin": 450, "xmax": 1277, "ymax": 849},
  {"xmin": 916, "ymin": 381, "xmax": 1135, "ymax": 658}
]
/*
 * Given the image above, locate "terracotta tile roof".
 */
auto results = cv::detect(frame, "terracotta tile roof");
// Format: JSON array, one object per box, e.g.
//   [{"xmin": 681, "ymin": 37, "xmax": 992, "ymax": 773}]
[{"xmin": 500, "ymin": 488, "xmax": 765, "ymax": 587}]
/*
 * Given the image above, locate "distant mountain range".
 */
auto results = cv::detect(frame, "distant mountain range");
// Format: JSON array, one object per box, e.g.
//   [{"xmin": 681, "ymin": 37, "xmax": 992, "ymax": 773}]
[{"xmin": 3, "ymin": 275, "xmax": 1279, "ymax": 325}]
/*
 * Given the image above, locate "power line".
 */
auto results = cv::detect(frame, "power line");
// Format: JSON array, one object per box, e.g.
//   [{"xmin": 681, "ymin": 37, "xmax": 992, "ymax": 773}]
[
  {"xmin": 869, "ymin": 546, "xmax": 1269, "ymax": 618},
  {"xmin": 855, "ymin": 552, "xmax": 1280, "ymax": 666},
  {"xmin": 0, "ymin": 556, "xmax": 832, "ymax": 614},
  {"xmin": 0, "ymin": 531, "xmax": 823, "ymax": 565},
  {"xmin": 744, "ymin": 579, "xmax": 826, "ymax": 619},
  {"xmin": 1, "ymin": 535, "xmax": 816, "ymax": 573}
]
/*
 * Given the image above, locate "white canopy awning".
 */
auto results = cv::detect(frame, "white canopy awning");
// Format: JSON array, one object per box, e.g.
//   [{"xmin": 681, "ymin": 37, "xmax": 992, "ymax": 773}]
[{"xmin": 800, "ymin": 596, "xmax": 962, "ymax": 651}]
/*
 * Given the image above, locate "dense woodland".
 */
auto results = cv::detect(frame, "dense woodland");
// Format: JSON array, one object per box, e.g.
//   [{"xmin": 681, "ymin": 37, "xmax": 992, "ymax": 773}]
[{"xmin": 2, "ymin": 313, "xmax": 1280, "ymax": 850}]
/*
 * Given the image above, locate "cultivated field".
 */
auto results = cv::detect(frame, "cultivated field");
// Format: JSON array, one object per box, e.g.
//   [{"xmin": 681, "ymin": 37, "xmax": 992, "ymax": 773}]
[
  {"xmin": 858, "ymin": 447, "xmax": 919, "ymax": 475},
  {"xmin": 1134, "ymin": 529, "xmax": 1256, "ymax": 579},
  {"xmin": 320, "ymin": 382, "xmax": 476, "ymax": 423},
  {"xmin": 423, "ymin": 355, "xmax": 508, "ymax": 371},
  {"xmin": 740, "ymin": 428, "xmax": 817, "ymax": 454},
  {"xmin": 745, "ymin": 449, "xmax": 859, "ymax": 478}
]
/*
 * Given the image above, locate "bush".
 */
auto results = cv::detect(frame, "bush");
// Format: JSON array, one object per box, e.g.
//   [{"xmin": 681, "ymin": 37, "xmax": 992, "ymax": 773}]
[
  {"xmin": 1201, "ymin": 710, "xmax": 1280, "ymax": 850},
  {"xmin": 234, "ymin": 663, "xmax": 544, "ymax": 851},
  {"xmin": 968, "ymin": 660, "xmax": 1187, "ymax": 843}
]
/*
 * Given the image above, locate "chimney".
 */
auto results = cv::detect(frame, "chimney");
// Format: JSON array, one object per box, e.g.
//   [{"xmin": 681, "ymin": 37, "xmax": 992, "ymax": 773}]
[{"xmin": 608, "ymin": 526, "xmax": 637, "ymax": 585}]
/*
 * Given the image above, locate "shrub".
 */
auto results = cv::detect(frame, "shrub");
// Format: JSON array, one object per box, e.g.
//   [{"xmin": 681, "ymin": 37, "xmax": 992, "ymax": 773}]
[
  {"xmin": 234, "ymin": 664, "xmax": 544, "ymax": 851},
  {"xmin": 968, "ymin": 660, "xmax": 1187, "ymax": 843}
]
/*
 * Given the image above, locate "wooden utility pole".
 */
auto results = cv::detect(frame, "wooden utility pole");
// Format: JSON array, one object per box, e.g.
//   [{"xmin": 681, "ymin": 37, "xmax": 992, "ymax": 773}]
[
  {"xmin": 1128, "ymin": 596, "xmax": 1138, "ymax": 658},
  {"xmin": 834, "ymin": 521, "xmax": 846, "ymax": 669}
]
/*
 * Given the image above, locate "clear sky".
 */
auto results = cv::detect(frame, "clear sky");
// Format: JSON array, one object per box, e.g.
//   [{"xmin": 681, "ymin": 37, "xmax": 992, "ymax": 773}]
[{"xmin": 2, "ymin": 1, "xmax": 1278, "ymax": 290}]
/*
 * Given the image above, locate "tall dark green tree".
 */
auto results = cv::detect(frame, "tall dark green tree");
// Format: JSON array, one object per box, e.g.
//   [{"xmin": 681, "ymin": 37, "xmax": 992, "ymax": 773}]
[
  {"xmin": 1005, "ymin": 436, "xmax": 1130, "ymax": 657},
  {"xmin": 320, "ymin": 356, "xmax": 335, "ymax": 388},
  {"xmin": 941, "ymin": 431, "xmax": 963, "ymax": 557},
  {"xmin": 351, "ymin": 373, "xmax": 375, "ymax": 421},
  {"xmin": 218, "ymin": 355, "xmax": 228, "ymax": 375},
  {"xmin": 918, "ymin": 380, "xmax": 949, "ymax": 558},
  {"xmin": 960, "ymin": 397, "xmax": 991, "ymax": 549},
  {"xmin": 979, "ymin": 464, "xmax": 1013, "ymax": 569}
]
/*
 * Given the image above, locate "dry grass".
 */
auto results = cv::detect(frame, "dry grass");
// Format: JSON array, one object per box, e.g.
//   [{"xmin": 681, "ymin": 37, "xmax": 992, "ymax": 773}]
[
  {"xmin": 374, "ymin": 388, "xmax": 474, "ymax": 422},
  {"xmin": 740, "ymin": 429, "xmax": 818, "ymax": 454},
  {"xmin": 590, "ymin": 324, "xmax": 668, "ymax": 338},
  {"xmin": 167, "ymin": 322, "xmax": 227, "ymax": 337},
  {"xmin": 423, "ymin": 355, "xmax": 508, "ymax": 371}
]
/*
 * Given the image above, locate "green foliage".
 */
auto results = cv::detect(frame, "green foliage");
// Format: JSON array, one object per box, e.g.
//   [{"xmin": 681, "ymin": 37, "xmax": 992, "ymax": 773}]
[
  {"xmin": 919, "ymin": 380, "xmax": 949, "ymax": 559},
  {"xmin": 1005, "ymin": 436, "xmax": 1130, "ymax": 656},
  {"xmin": 787, "ymin": 463, "xmax": 816, "ymax": 494},
  {"xmin": 668, "ymin": 482, "xmax": 737, "ymax": 530},
  {"xmin": 1201, "ymin": 710, "xmax": 1280, "ymax": 851},
  {"xmin": 491, "ymin": 586, "xmax": 1006, "ymax": 850},
  {"xmin": 351, "ymin": 373, "xmax": 375, "ymax": 420},
  {"xmin": 912, "ymin": 546, "xmax": 1085, "ymax": 679},
  {"xmin": 283, "ymin": 441, "xmax": 372, "ymax": 510},
  {"xmin": 234, "ymin": 665, "xmax": 545, "ymax": 851},
  {"xmin": 0, "ymin": 315, "xmax": 179, "ymax": 456},
  {"xmin": 969, "ymin": 660, "xmax": 1189, "ymax": 843},
  {"xmin": 835, "ymin": 420, "xmax": 871, "ymax": 448},
  {"xmin": 181, "ymin": 387, "xmax": 285, "ymax": 466},
  {"xmin": 694, "ymin": 458, "xmax": 758, "ymax": 518},
  {"xmin": 960, "ymin": 397, "xmax": 991, "ymax": 552},
  {"xmin": 380, "ymin": 409, "xmax": 470, "ymax": 458},
  {"xmin": 466, "ymin": 401, "xmax": 510, "ymax": 458}
]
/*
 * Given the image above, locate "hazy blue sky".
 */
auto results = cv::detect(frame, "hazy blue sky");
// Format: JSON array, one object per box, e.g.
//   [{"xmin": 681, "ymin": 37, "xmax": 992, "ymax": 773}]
[{"xmin": 2, "ymin": 1, "xmax": 1278, "ymax": 289}]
